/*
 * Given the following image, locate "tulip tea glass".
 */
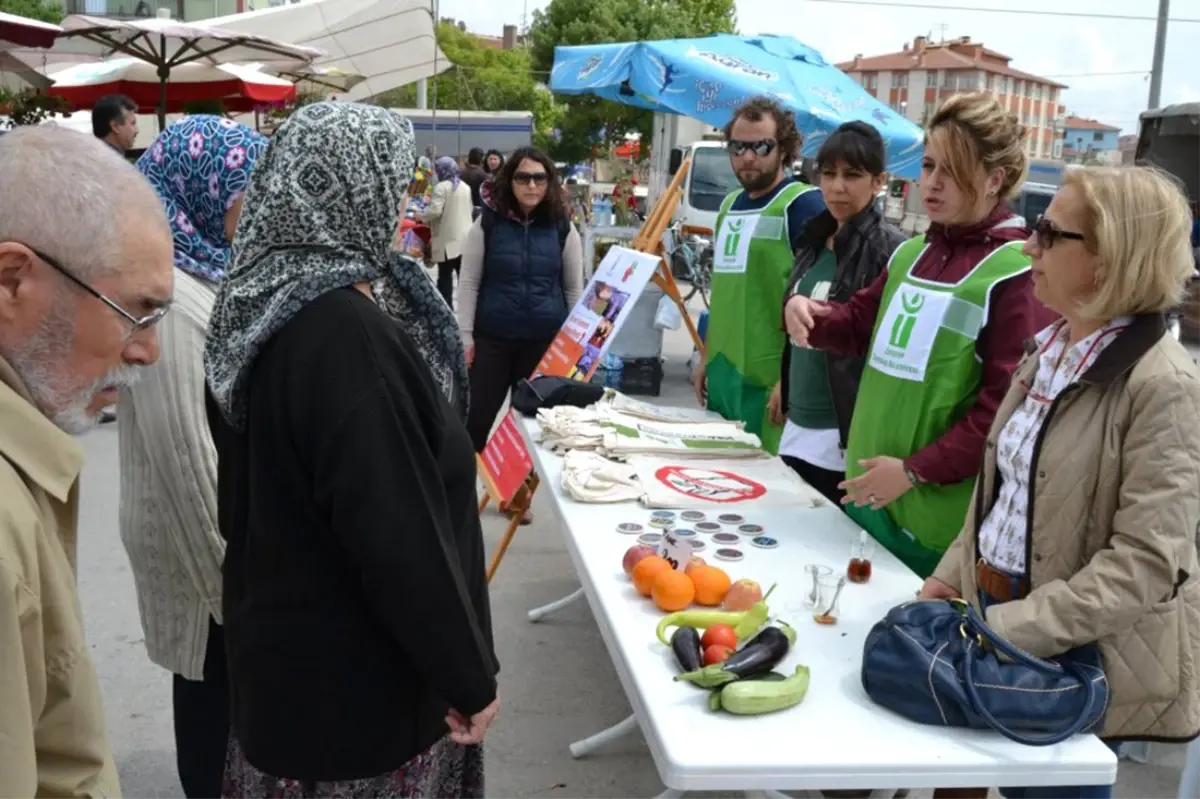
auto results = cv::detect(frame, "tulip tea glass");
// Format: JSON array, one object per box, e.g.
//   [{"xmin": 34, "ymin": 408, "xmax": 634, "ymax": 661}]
[
  {"xmin": 813, "ymin": 574, "xmax": 844, "ymax": 626},
  {"xmin": 803, "ymin": 563, "xmax": 833, "ymax": 609},
  {"xmin": 847, "ymin": 530, "xmax": 876, "ymax": 584}
]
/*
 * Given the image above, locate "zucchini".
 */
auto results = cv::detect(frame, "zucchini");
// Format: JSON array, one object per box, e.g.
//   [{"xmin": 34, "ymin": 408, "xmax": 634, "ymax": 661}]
[{"xmin": 718, "ymin": 664, "xmax": 810, "ymax": 715}]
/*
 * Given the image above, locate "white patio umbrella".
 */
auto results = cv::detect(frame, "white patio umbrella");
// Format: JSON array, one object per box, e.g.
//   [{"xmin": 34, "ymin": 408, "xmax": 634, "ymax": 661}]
[
  {"xmin": 276, "ymin": 65, "xmax": 365, "ymax": 96},
  {"xmin": 14, "ymin": 13, "xmax": 322, "ymax": 127}
]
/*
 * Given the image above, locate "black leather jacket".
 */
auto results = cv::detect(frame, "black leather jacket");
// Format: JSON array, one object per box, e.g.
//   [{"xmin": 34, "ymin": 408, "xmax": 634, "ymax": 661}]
[{"xmin": 779, "ymin": 202, "xmax": 907, "ymax": 450}]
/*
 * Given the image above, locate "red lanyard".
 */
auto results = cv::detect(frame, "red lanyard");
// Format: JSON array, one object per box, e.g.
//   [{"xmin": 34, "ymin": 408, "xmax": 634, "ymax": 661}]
[{"xmin": 1022, "ymin": 322, "xmax": 1127, "ymax": 404}]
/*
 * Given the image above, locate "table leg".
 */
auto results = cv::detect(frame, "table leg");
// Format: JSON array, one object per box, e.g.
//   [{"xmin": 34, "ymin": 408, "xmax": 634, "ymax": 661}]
[
  {"xmin": 528, "ymin": 586, "xmax": 586, "ymax": 622},
  {"xmin": 568, "ymin": 712, "xmax": 638, "ymax": 759}
]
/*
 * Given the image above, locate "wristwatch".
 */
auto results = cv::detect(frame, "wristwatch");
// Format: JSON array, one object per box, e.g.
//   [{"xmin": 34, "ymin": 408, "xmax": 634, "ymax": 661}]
[{"xmin": 903, "ymin": 462, "xmax": 925, "ymax": 486}]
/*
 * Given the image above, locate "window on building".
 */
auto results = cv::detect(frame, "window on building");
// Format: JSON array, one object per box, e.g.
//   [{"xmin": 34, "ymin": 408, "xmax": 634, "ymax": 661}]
[
  {"xmin": 1033, "ymin": 84, "xmax": 1042, "ymax": 100},
  {"xmin": 923, "ymin": 102, "xmax": 938, "ymax": 123},
  {"xmin": 866, "ymin": 73, "xmax": 878, "ymax": 90},
  {"xmin": 1093, "ymin": 131, "xmax": 1103, "ymax": 142},
  {"xmin": 892, "ymin": 73, "xmax": 908, "ymax": 88}
]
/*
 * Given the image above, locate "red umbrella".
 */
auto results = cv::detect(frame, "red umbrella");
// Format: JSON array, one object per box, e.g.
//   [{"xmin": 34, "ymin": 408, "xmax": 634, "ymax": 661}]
[
  {"xmin": 47, "ymin": 59, "xmax": 295, "ymax": 114},
  {"xmin": 0, "ymin": 11, "xmax": 59, "ymax": 49}
]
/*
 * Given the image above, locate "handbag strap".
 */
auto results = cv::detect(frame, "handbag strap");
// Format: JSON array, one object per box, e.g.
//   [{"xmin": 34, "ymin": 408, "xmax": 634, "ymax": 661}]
[{"xmin": 959, "ymin": 603, "xmax": 1102, "ymax": 746}]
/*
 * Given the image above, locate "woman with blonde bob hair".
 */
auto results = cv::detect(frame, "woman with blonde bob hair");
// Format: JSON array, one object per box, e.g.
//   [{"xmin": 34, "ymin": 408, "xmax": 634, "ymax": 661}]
[
  {"xmin": 785, "ymin": 92, "xmax": 1054, "ymax": 578},
  {"xmin": 922, "ymin": 166, "xmax": 1200, "ymax": 798}
]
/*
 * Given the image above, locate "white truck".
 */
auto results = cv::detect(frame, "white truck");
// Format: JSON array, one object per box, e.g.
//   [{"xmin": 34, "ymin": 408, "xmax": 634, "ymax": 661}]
[{"xmin": 648, "ymin": 112, "xmax": 736, "ymax": 237}]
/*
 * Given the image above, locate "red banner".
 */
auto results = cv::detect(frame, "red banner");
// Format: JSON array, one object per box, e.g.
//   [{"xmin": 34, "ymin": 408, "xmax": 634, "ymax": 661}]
[{"xmin": 478, "ymin": 411, "xmax": 534, "ymax": 504}]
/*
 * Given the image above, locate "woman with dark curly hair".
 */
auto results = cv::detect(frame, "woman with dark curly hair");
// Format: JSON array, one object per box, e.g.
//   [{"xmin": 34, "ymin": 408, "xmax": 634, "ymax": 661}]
[{"xmin": 456, "ymin": 146, "xmax": 583, "ymax": 479}]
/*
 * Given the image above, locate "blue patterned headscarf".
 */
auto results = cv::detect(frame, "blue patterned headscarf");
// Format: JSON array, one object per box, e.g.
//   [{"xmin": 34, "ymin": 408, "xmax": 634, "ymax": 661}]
[
  {"xmin": 136, "ymin": 115, "xmax": 268, "ymax": 282},
  {"xmin": 435, "ymin": 155, "xmax": 460, "ymax": 188}
]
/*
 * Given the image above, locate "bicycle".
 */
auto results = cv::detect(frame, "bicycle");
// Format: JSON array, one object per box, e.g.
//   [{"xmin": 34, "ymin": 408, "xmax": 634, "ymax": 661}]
[{"xmin": 662, "ymin": 224, "xmax": 713, "ymax": 308}]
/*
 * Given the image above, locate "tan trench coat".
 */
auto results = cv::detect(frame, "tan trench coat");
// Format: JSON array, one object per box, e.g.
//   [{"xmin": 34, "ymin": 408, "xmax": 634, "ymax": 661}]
[
  {"xmin": 0, "ymin": 357, "xmax": 120, "ymax": 797},
  {"xmin": 934, "ymin": 313, "xmax": 1200, "ymax": 741}
]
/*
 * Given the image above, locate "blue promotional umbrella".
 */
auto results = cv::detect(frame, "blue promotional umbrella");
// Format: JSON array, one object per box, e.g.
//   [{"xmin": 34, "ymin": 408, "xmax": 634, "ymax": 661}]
[{"xmin": 550, "ymin": 34, "xmax": 925, "ymax": 179}]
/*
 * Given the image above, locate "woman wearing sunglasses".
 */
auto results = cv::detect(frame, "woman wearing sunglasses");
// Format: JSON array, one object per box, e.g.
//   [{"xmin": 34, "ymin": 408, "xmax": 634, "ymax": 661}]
[
  {"xmin": 770, "ymin": 121, "xmax": 906, "ymax": 503},
  {"xmin": 921, "ymin": 167, "xmax": 1200, "ymax": 798},
  {"xmin": 785, "ymin": 92, "xmax": 1054, "ymax": 578},
  {"xmin": 457, "ymin": 146, "xmax": 583, "ymax": 520}
]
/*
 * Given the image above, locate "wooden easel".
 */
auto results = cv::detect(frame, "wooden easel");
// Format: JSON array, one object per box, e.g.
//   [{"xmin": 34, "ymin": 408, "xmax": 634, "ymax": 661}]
[{"xmin": 479, "ymin": 160, "xmax": 705, "ymax": 583}]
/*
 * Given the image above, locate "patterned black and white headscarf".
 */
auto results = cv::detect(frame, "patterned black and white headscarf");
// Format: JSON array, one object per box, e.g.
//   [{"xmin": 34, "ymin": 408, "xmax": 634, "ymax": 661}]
[{"xmin": 204, "ymin": 102, "xmax": 469, "ymax": 430}]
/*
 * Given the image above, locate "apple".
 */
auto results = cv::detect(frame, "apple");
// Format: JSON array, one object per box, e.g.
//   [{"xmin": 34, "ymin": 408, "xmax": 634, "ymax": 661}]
[
  {"xmin": 622, "ymin": 544, "xmax": 657, "ymax": 576},
  {"xmin": 723, "ymin": 578, "xmax": 763, "ymax": 611},
  {"xmin": 685, "ymin": 556, "xmax": 707, "ymax": 576}
]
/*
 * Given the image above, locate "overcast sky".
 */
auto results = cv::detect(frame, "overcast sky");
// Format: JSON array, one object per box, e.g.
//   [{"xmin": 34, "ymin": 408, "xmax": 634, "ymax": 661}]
[{"xmin": 437, "ymin": 0, "xmax": 1199, "ymax": 137}]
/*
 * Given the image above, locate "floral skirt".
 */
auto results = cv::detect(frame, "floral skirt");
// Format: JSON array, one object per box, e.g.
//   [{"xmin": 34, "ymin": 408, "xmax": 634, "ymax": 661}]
[{"xmin": 221, "ymin": 734, "xmax": 484, "ymax": 799}]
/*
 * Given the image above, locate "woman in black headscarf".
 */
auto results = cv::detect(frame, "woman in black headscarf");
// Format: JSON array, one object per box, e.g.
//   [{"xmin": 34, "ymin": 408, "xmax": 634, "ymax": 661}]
[{"xmin": 204, "ymin": 102, "xmax": 499, "ymax": 798}]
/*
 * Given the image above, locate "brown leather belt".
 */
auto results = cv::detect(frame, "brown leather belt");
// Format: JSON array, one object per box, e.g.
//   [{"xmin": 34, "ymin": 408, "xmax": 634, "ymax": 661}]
[{"xmin": 975, "ymin": 558, "xmax": 1029, "ymax": 602}]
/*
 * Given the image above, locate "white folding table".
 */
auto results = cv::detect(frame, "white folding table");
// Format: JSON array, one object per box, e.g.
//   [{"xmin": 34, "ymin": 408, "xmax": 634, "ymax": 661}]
[{"xmin": 515, "ymin": 416, "xmax": 1118, "ymax": 797}]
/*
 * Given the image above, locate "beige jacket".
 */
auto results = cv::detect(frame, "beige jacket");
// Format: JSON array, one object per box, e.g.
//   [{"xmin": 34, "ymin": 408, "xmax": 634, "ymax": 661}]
[
  {"xmin": 419, "ymin": 179, "xmax": 475, "ymax": 262},
  {"xmin": 0, "ymin": 357, "xmax": 121, "ymax": 797},
  {"xmin": 935, "ymin": 313, "xmax": 1200, "ymax": 741}
]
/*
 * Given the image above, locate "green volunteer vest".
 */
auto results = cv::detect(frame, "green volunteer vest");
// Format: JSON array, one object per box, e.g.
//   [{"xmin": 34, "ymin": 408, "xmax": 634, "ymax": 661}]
[
  {"xmin": 705, "ymin": 181, "xmax": 816, "ymax": 454},
  {"xmin": 844, "ymin": 235, "xmax": 1031, "ymax": 578}
]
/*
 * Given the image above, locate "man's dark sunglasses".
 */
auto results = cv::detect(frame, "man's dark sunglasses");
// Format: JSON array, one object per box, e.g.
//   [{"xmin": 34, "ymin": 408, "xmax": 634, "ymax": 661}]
[
  {"xmin": 727, "ymin": 138, "xmax": 777, "ymax": 157},
  {"xmin": 27, "ymin": 245, "xmax": 169, "ymax": 340},
  {"xmin": 1033, "ymin": 216, "xmax": 1086, "ymax": 250},
  {"xmin": 513, "ymin": 171, "xmax": 549, "ymax": 186}
]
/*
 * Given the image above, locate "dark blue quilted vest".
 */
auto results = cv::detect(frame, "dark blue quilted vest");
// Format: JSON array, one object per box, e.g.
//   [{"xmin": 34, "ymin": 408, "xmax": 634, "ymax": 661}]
[{"xmin": 474, "ymin": 213, "xmax": 568, "ymax": 341}]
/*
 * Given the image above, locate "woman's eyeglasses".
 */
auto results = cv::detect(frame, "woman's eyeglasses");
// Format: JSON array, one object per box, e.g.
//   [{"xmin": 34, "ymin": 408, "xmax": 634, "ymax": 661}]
[
  {"xmin": 727, "ymin": 139, "xmax": 777, "ymax": 157},
  {"xmin": 1033, "ymin": 216, "xmax": 1086, "ymax": 250},
  {"xmin": 513, "ymin": 172, "xmax": 549, "ymax": 186}
]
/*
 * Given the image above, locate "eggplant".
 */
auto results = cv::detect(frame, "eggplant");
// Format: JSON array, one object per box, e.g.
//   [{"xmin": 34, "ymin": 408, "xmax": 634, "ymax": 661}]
[
  {"xmin": 670, "ymin": 626, "xmax": 703, "ymax": 672},
  {"xmin": 675, "ymin": 623, "xmax": 796, "ymax": 688}
]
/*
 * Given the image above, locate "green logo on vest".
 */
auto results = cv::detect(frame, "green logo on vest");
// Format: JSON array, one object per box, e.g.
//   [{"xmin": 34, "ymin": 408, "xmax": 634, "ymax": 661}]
[
  {"xmin": 724, "ymin": 218, "xmax": 746, "ymax": 257},
  {"xmin": 889, "ymin": 291, "xmax": 925, "ymax": 349}
]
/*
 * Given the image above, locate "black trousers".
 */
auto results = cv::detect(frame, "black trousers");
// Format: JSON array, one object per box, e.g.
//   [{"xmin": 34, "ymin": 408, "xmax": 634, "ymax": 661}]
[
  {"xmin": 467, "ymin": 334, "xmax": 555, "ymax": 452},
  {"xmin": 436, "ymin": 256, "xmax": 461, "ymax": 308},
  {"xmin": 172, "ymin": 617, "xmax": 229, "ymax": 799},
  {"xmin": 781, "ymin": 454, "xmax": 847, "ymax": 506}
]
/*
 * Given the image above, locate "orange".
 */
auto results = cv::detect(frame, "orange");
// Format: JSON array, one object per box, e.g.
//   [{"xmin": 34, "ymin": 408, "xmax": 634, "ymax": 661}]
[
  {"xmin": 632, "ymin": 556, "xmax": 671, "ymax": 597},
  {"xmin": 652, "ymin": 569, "xmax": 696, "ymax": 612},
  {"xmin": 690, "ymin": 565, "xmax": 732, "ymax": 607}
]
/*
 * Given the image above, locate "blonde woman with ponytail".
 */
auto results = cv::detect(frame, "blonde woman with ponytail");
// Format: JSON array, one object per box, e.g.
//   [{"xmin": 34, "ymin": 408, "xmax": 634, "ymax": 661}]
[{"xmin": 785, "ymin": 92, "xmax": 1055, "ymax": 578}]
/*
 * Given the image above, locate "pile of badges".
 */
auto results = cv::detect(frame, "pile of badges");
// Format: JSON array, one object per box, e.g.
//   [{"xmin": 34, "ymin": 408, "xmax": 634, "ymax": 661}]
[{"xmin": 614, "ymin": 510, "xmax": 780, "ymax": 562}]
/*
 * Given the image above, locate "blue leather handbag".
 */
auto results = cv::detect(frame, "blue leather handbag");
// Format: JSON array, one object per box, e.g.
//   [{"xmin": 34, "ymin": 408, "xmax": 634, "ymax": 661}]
[{"xmin": 861, "ymin": 598, "xmax": 1109, "ymax": 746}]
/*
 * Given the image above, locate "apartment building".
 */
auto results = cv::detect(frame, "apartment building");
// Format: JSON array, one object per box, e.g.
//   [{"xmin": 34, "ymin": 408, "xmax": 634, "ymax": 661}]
[
  {"xmin": 1061, "ymin": 115, "xmax": 1122, "ymax": 165},
  {"xmin": 837, "ymin": 35, "xmax": 1068, "ymax": 160}
]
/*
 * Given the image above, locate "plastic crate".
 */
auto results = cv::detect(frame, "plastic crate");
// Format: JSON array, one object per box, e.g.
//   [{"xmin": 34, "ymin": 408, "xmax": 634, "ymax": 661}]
[{"xmin": 619, "ymin": 357, "xmax": 664, "ymax": 397}]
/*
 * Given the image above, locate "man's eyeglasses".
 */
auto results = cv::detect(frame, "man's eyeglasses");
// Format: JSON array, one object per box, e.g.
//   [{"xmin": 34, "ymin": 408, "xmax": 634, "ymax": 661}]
[
  {"xmin": 1033, "ymin": 216, "xmax": 1086, "ymax": 250},
  {"xmin": 727, "ymin": 139, "xmax": 778, "ymax": 157},
  {"xmin": 28, "ymin": 246, "xmax": 170, "ymax": 340},
  {"xmin": 513, "ymin": 171, "xmax": 550, "ymax": 186}
]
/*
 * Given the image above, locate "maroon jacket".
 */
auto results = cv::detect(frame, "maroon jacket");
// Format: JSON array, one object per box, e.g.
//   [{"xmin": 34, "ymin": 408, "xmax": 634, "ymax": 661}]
[{"xmin": 809, "ymin": 205, "xmax": 1057, "ymax": 485}]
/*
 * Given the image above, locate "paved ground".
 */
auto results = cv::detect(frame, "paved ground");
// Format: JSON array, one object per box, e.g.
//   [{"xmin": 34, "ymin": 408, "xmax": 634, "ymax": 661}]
[{"xmin": 75, "ymin": 312, "xmax": 1194, "ymax": 797}]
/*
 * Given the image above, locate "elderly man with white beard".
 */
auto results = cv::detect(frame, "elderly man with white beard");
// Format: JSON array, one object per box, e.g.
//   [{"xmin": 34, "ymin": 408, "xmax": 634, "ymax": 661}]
[{"xmin": 0, "ymin": 125, "xmax": 174, "ymax": 798}]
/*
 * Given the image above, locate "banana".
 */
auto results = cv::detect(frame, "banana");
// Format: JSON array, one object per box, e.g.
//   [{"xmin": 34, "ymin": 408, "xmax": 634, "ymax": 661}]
[{"xmin": 716, "ymin": 664, "xmax": 810, "ymax": 715}]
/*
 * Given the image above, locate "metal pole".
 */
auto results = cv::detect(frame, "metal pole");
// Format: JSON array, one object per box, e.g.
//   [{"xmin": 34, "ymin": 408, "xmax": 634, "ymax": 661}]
[
  {"xmin": 416, "ymin": 79, "xmax": 427, "ymax": 109},
  {"xmin": 431, "ymin": 0, "xmax": 439, "ymax": 133},
  {"xmin": 1148, "ymin": 0, "xmax": 1170, "ymax": 110}
]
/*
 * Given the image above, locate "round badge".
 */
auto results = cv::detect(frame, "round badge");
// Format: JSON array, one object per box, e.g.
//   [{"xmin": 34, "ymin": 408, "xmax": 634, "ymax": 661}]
[
  {"xmin": 680, "ymin": 510, "xmax": 707, "ymax": 523},
  {"xmin": 717, "ymin": 513, "xmax": 745, "ymax": 525},
  {"xmin": 750, "ymin": 535, "xmax": 779, "ymax": 549},
  {"xmin": 689, "ymin": 539, "xmax": 707, "ymax": 552},
  {"xmin": 637, "ymin": 532, "xmax": 663, "ymax": 547},
  {"xmin": 711, "ymin": 532, "xmax": 741, "ymax": 545},
  {"xmin": 694, "ymin": 521, "xmax": 722, "ymax": 534},
  {"xmin": 650, "ymin": 510, "xmax": 677, "ymax": 521},
  {"xmin": 648, "ymin": 517, "xmax": 676, "ymax": 530},
  {"xmin": 616, "ymin": 522, "xmax": 644, "ymax": 535},
  {"xmin": 672, "ymin": 528, "xmax": 697, "ymax": 539},
  {"xmin": 738, "ymin": 523, "xmax": 764, "ymax": 535},
  {"xmin": 713, "ymin": 547, "xmax": 744, "ymax": 562}
]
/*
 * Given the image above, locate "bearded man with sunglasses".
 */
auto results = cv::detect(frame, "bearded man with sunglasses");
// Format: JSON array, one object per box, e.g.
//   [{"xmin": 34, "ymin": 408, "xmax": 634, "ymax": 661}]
[
  {"xmin": 694, "ymin": 97, "xmax": 827, "ymax": 454},
  {"xmin": 0, "ymin": 126, "xmax": 174, "ymax": 797}
]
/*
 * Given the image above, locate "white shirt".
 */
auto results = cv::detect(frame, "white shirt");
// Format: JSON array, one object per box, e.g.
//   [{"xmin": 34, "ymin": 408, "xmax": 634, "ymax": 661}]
[{"xmin": 977, "ymin": 315, "xmax": 1132, "ymax": 574}]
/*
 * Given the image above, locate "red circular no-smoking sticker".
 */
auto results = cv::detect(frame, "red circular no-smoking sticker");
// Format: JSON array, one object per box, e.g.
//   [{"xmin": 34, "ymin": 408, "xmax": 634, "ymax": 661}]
[{"xmin": 654, "ymin": 466, "xmax": 767, "ymax": 504}]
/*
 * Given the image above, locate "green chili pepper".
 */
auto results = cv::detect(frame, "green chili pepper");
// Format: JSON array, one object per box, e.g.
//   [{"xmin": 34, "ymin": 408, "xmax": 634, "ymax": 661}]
[{"xmin": 654, "ymin": 583, "xmax": 777, "ymax": 645}]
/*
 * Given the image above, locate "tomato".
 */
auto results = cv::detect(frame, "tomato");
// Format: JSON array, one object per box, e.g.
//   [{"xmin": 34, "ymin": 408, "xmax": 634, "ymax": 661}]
[
  {"xmin": 701, "ymin": 623, "xmax": 738, "ymax": 651},
  {"xmin": 703, "ymin": 644, "xmax": 734, "ymax": 666}
]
